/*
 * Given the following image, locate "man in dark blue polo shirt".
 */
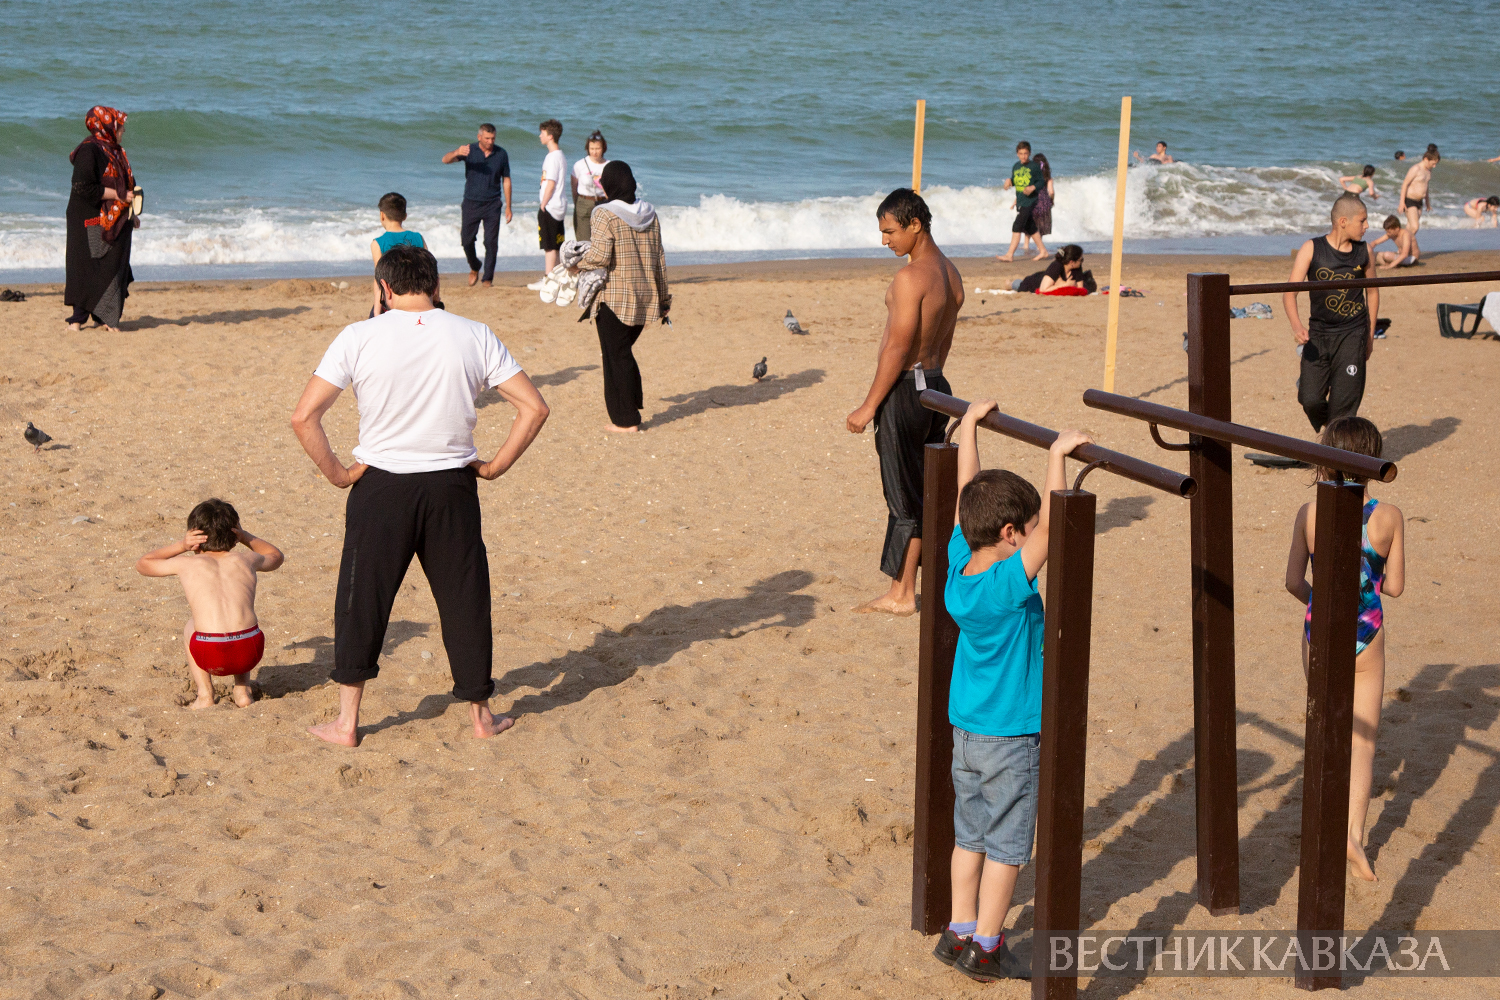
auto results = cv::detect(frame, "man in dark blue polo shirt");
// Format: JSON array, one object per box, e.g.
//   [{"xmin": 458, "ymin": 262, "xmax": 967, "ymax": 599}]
[{"xmin": 442, "ymin": 124, "xmax": 512, "ymax": 286}]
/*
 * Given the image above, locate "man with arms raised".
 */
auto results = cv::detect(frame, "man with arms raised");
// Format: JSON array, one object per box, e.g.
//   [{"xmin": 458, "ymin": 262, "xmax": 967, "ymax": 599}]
[
  {"xmin": 846, "ymin": 188, "xmax": 964, "ymax": 616},
  {"xmin": 292, "ymin": 245, "xmax": 549, "ymax": 746}
]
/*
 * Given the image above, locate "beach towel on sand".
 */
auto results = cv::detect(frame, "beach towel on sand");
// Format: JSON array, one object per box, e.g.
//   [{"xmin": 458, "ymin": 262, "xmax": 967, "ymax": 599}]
[{"xmin": 1038, "ymin": 285, "xmax": 1090, "ymax": 297}]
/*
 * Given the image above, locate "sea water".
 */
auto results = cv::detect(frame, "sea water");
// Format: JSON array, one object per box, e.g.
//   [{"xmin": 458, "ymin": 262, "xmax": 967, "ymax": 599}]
[{"xmin": 2, "ymin": 0, "xmax": 1497, "ymax": 278}]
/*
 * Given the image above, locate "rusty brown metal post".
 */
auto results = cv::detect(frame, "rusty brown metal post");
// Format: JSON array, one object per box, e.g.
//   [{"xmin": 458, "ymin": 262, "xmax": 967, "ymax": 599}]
[
  {"xmin": 1186, "ymin": 272, "xmax": 1241, "ymax": 915},
  {"xmin": 912, "ymin": 442, "xmax": 960, "ymax": 934},
  {"xmin": 1032, "ymin": 487, "xmax": 1097, "ymax": 1000},
  {"xmin": 1295, "ymin": 479, "xmax": 1364, "ymax": 992}
]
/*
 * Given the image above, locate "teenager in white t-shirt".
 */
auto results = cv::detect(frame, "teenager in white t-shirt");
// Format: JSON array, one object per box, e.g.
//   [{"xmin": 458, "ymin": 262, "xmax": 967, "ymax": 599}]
[
  {"xmin": 537, "ymin": 119, "xmax": 568, "ymax": 277},
  {"xmin": 290, "ymin": 244, "xmax": 549, "ymax": 747},
  {"xmin": 571, "ymin": 129, "xmax": 610, "ymax": 242}
]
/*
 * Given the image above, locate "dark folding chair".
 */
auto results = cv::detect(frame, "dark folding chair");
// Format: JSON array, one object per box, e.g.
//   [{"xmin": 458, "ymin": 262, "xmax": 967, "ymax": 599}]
[{"xmin": 1437, "ymin": 302, "xmax": 1484, "ymax": 338}]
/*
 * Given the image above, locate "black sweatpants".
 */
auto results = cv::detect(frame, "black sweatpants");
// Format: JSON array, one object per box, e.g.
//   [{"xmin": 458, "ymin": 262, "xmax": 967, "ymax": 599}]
[
  {"xmin": 874, "ymin": 371, "xmax": 952, "ymax": 578},
  {"xmin": 460, "ymin": 197, "xmax": 502, "ymax": 281},
  {"xmin": 596, "ymin": 301, "xmax": 645, "ymax": 428},
  {"xmin": 1298, "ymin": 326, "xmax": 1368, "ymax": 432},
  {"xmin": 331, "ymin": 466, "xmax": 495, "ymax": 702}
]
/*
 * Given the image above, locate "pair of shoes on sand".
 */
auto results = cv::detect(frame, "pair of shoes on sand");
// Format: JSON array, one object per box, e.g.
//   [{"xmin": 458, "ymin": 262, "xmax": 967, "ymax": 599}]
[
  {"xmin": 530, "ymin": 265, "xmax": 577, "ymax": 305},
  {"xmin": 931, "ymin": 925, "xmax": 1029, "ymax": 982}
]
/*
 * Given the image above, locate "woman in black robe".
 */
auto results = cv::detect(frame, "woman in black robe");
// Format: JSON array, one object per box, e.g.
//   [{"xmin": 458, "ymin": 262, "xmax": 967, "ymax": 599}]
[{"xmin": 65, "ymin": 106, "xmax": 137, "ymax": 331}]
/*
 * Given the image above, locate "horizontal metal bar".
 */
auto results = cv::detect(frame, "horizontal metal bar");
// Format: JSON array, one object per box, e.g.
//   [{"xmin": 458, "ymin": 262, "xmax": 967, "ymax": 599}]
[
  {"xmin": 1082, "ymin": 390, "xmax": 1397, "ymax": 483},
  {"xmin": 1227, "ymin": 268, "xmax": 1500, "ymax": 296},
  {"xmin": 919, "ymin": 390, "xmax": 1196, "ymax": 498}
]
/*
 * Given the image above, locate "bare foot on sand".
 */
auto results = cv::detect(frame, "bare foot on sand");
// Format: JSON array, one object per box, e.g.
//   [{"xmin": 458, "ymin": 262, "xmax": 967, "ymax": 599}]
[
  {"xmin": 187, "ymin": 693, "xmax": 216, "ymax": 710},
  {"xmin": 1348, "ymin": 834, "xmax": 1377, "ymax": 882},
  {"xmin": 604, "ymin": 424, "xmax": 641, "ymax": 434},
  {"xmin": 308, "ymin": 719, "xmax": 360, "ymax": 747},
  {"xmin": 468, "ymin": 270, "xmax": 479, "ymax": 287},
  {"xmin": 232, "ymin": 686, "xmax": 256, "ymax": 708},
  {"xmin": 995, "ymin": 254, "xmax": 1015, "ymax": 262},
  {"xmin": 67, "ymin": 322, "xmax": 82, "ymax": 332},
  {"xmin": 853, "ymin": 595, "xmax": 916, "ymax": 617},
  {"xmin": 1032, "ymin": 252, "xmax": 1048, "ymax": 260},
  {"xmin": 481, "ymin": 279, "xmax": 493, "ymax": 288},
  {"xmin": 471, "ymin": 703, "xmax": 515, "ymax": 739}
]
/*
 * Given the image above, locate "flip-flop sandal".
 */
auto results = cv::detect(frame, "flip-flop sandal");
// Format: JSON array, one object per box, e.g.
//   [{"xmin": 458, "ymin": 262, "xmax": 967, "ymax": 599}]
[{"xmin": 1246, "ymin": 453, "xmax": 1307, "ymax": 469}]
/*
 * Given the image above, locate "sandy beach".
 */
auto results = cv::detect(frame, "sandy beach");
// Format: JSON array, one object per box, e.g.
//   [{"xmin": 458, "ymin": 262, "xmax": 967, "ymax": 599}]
[{"xmin": 2, "ymin": 251, "xmax": 1498, "ymax": 999}]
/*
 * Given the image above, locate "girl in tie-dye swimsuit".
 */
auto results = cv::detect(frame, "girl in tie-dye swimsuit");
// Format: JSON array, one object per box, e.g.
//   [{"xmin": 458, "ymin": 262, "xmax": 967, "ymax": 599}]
[
  {"xmin": 1284, "ymin": 416, "xmax": 1406, "ymax": 884},
  {"xmin": 1302, "ymin": 496, "xmax": 1386, "ymax": 654}
]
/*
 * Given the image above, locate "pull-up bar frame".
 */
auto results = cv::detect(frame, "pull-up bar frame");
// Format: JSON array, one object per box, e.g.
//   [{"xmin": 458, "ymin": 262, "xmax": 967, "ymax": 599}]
[{"xmin": 911, "ymin": 391, "xmax": 1193, "ymax": 1000}]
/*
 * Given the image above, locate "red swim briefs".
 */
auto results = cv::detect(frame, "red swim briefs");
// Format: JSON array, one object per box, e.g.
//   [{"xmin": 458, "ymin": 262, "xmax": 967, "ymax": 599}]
[{"xmin": 188, "ymin": 625, "xmax": 265, "ymax": 677}]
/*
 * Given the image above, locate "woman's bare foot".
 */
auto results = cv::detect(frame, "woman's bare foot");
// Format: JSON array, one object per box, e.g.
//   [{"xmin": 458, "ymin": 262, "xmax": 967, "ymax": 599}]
[
  {"xmin": 232, "ymin": 686, "xmax": 256, "ymax": 708},
  {"xmin": 604, "ymin": 423, "xmax": 641, "ymax": 434},
  {"xmin": 471, "ymin": 702, "xmax": 515, "ymax": 739},
  {"xmin": 995, "ymin": 254, "xmax": 1015, "ymax": 262},
  {"xmin": 1032, "ymin": 252, "xmax": 1048, "ymax": 260},
  {"xmin": 1348, "ymin": 834, "xmax": 1377, "ymax": 882},
  {"xmin": 187, "ymin": 692, "xmax": 216, "ymax": 710},
  {"xmin": 468, "ymin": 270, "xmax": 480, "ymax": 286},
  {"xmin": 308, "ymin": 719, "xmax": 360, "ymax": 747},
  {"xmin": 66, "ymin": 322, "xmax": 82, "ymax": 332}
]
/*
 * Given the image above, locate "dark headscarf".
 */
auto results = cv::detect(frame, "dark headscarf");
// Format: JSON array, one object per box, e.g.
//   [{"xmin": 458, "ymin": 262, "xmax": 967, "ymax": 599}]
[
  {"xmin": 70, "ymin": 106, "xmax": 135, "ymax": 241},
  {"xmin": 600, "ymin": 161, "xmax": 637, "ymax": 204}
]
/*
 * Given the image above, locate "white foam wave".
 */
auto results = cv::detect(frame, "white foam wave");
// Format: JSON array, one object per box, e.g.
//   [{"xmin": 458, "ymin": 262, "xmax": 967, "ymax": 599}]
[{"xmin": 0, "ymin": 163, "xmax": 1484, "ymax": 269}]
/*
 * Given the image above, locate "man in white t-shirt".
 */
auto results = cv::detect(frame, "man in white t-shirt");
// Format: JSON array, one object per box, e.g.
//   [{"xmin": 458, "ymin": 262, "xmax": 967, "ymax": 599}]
[
  {"xmin": 290, "ymin": 245, "xmax": 549, "ymax": 747},
  {"xmin": 537, "ymin": 118, "xmax": 568, "ymax": 277}
]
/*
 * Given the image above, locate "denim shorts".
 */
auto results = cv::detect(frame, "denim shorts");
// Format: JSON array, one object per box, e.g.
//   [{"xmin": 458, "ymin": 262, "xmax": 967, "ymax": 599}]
[{"xmin": 952, "ymin": 726, "xmax": 1040, "ymax": 865}]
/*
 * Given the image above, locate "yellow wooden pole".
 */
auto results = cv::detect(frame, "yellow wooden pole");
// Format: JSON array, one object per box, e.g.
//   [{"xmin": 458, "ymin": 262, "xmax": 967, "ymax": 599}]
[
  {"xmin": 1103, "ymin": 95, "xmax": 1131, "ymax": 393},
  {"xmin": 912, "ymin": 100, "xmax": 926, "ymax": 194}
]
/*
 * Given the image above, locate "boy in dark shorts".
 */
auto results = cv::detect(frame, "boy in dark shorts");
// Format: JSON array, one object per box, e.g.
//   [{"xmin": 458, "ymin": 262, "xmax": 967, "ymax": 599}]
[
  {"xmin": 1283, "ymin": 193, "xmax": 1380, "ymax": 432},
  {"xmin": 930, "ymin": 398, "xmax": 1092, "ymax": 983},
  {"xmin": 997, "ymin": 141, "xmax": 1038, "ymax": 262},
  {"xmin": 135, "ymin": 500, "xmax": 284, "ymax": 709},
  {"xmin": 537, "ymin": 119, "xmax": 568, "ymax": 275}
]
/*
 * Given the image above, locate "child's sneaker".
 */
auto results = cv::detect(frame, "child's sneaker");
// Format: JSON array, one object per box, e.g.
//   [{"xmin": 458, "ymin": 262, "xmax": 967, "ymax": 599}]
[
  {"xmin": 954, "ymin": 937, "xmax": 1028, "ymax": 982},
  {"xmin": 931, "ymin": 925, "xmax": 971, "ymax": 967}
]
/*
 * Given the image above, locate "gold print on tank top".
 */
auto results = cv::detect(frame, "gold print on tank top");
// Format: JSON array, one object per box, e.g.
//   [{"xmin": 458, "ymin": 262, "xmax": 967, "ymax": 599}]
[{"xmin": 1314, "ymin": 266, "xmax": 1365, "ymax": 318}]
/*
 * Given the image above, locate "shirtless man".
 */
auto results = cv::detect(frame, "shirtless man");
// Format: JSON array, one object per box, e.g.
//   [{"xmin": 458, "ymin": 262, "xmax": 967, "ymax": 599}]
[
  {"xmin": 1398, "ymin": 150, "xmax": 1438, "ymax": 233},
  {"xmin": 845, "ymin": 188, "xmax": 964, "ymax": 616}
]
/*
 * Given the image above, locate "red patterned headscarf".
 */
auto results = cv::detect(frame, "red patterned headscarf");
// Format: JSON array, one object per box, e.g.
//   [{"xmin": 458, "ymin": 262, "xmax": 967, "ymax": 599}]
[{"xmin": 70, "ymin": 106, "xmax": 135, "ymax": 241}]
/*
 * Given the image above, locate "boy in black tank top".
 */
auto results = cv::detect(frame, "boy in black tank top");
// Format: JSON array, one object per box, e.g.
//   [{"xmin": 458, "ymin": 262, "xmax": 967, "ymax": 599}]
[{"xmin": 1284, "ymin": 193, "xmax": 1380, "ymax": 431}]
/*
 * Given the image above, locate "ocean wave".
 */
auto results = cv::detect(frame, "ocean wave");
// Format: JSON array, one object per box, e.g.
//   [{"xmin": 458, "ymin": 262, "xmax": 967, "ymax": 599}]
[{"xmin": 1, "ymin": 162, "xmax": 1492, "ymax": 269}]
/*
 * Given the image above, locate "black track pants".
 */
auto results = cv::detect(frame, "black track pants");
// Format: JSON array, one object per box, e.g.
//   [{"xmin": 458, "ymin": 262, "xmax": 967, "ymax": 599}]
[
  {"xmin": 460, "ymin": 197, "xmax": 502, "ymax": 282},
  {"xmin": 874, "ymin": 372, "xmax": 951, "ymax": 578},
  {"xmin": 331, "ymin": 466, "xmax": 495, "ymax": 702},
  {"xmin": 1298, "ymin": 327, "xmax": 1368, "ymax": 432}
]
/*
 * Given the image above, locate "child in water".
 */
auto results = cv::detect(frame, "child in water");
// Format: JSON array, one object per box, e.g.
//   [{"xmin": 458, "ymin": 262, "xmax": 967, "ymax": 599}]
[
  {"xmin": 1340, "ymin": 164, "xmax": 1380, "ymax": 200},
  {"xmin": 136, "ymin": 499, "xmax": 284, "ymax": 709},
  {"xmin": 1283, "ymin": 417, "xmax": 1405, "ymax": 881}
]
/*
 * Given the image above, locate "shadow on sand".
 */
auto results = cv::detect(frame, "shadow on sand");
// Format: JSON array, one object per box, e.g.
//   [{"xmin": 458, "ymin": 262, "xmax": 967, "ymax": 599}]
[{"xmin": 645, "ymin": 370, "xmax": 825, "ymax": 429}]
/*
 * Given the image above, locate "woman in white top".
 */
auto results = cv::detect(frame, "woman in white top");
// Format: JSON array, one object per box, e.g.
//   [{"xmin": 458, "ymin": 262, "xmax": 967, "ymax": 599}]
[{"xmin": 572, "ymin": 130, "xmax": 610, "ymax": 242}]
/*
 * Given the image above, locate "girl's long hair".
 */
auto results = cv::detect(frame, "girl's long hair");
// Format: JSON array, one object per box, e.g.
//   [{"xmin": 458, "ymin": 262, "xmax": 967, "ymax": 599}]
[
  {"xmin": 1033, "ymin": 153, "xmax": 1051, "ymax": 181},
  {"xmin": 1315, "ymin": 416, "xmax": 1382, "ymax": 484}
]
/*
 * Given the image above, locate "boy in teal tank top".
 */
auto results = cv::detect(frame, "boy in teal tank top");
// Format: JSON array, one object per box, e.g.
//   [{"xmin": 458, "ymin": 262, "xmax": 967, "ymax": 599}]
[
  {"xmin": 929, "ymin": 398, "xmax": 1092, "ymax": 983},
  {"xmin": 369, "ymin": 192, "xmax": 425, "ymax": 315}
]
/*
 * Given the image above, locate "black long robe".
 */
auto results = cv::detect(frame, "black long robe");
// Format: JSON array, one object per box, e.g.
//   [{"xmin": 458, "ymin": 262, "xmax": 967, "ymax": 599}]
[{"xmin": 64, "ymin": 142, "xmax": 133, "ymax": 326}]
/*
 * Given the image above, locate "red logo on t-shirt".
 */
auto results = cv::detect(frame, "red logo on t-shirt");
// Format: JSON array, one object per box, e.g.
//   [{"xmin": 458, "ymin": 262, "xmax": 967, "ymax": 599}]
[{"xmin": 415, "ymin": 316, "xmax": 424, "ymax": 325}]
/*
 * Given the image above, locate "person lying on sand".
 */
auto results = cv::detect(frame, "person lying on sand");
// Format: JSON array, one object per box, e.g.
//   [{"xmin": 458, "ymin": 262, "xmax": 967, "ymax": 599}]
[{"xmin": 135, "ymin": 499, "xmax": 284, "ymax": 709}]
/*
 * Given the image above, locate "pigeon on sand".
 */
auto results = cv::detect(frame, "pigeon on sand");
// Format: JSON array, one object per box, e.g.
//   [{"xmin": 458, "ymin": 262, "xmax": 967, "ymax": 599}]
[
  {"xmin": 752, "ymin": 357, "xmax": 768, "ymax": 381},
  {"xmin": 782, "ymin": 310, "xmax": 807, "ymax": 335},
  {"xmin": 24, "ymin": 422, "xmax": 51, "ymax": 453}
]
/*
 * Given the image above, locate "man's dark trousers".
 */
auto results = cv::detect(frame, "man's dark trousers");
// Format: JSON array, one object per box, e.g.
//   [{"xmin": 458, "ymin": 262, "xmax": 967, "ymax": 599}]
[
  {"xmin": 1298, "ymin": 326, "xmax": 1368, "ymax": 431},
  {"xmin": 461, "ymin": 197, "xmax": 503, "ymax": 282},
  {"xmin": 331, "ymin": 466, "xmax": 494, "ymax": 703}
]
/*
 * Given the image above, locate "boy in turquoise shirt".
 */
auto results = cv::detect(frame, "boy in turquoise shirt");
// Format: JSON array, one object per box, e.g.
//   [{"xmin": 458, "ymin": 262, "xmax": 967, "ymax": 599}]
[{"xmin": 930, "ymin": 398, "xmax": 1091, "ymax": 983}]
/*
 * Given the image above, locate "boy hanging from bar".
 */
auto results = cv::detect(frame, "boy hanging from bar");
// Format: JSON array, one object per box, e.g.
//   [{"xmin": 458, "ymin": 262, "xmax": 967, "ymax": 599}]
[
  {"xmin": 1284, "ymin": 193, "xmax": 1380, "ymax": 433},
  {"xmin": 930, "ymin": 398, "xmax": 1092, "ymax": 983},
  {"xmin": 845, "ymin": 188, "xmax": 963, "ymax": 616}
]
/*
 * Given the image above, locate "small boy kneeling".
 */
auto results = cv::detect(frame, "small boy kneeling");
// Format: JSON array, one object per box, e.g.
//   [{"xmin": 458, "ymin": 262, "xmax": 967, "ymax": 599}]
[
  {"xmin": 136, "ymin": 499, "xmax": 284, "ymax": 709},
  {"xmin": 931, "ymin": 399, "xmax": 1092, "ymax": 983}
]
